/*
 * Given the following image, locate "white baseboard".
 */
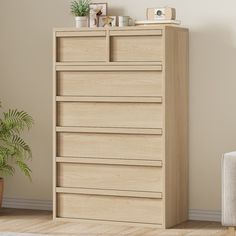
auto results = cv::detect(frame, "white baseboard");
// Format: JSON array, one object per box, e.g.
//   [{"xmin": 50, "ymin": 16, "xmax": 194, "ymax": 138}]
[
  {"xmin": 189, "ymin": 209, "xmax": 221, "ymax": 222},
  {"xmin": 2, "ymin": 198, "xmax": 221, "ymax": 222},
  {"xmin": 2, "ymin": 197, "xmax": 52, "ymax": 211}
]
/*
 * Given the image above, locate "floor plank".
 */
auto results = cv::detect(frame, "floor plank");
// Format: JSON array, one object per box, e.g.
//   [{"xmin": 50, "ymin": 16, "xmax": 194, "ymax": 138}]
[{"xmin": 0, "ymin": 208, "xmax": 229, "ymax": 236}]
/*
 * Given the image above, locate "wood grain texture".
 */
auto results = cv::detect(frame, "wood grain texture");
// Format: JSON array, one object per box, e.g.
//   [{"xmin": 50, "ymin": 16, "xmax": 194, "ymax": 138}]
[
  {"xmin": 52, "ymin": 30, "xmax": 57, "ymax": 219},
  {"xmin": 57, "ymin": 36, "xmax": 106, "ymax": 62},
  {"xmin": 57, "ymin": 162, "xmax": 162, "ymax": 192},
  {"xmin": 57, "ymin": 102, "xmax": 163, "ymax": 128},
  {"xmin": 0, "ymin": 209, "xmax": 227, "ymax": 235},
  {"xmin": 56, "ymin": 61, "xmax": 162, "ymax": 66},
  {"xmin": 109, "ymin": 29, "xmax": 162, "ymax": 36},
  {"xmin": 164, "ymin": 26, "xmax": 189, "ymax": 227},
  {"xmin": 56, "ymin": 31, "xmax": 106, "ymax": 37},
  {"xmin": 56, "ymin": 126, "xmax": 162, "ymax": 135},
  {"xmin": 227, "ymin": 227, "xmax": 235, "ymax": 236},
  {"xmin": 56, "ymin": 96, "xmax": 162, "ymax": 103},
  {"xmin": 56, "ymin": 157, "xmax": 162, "ymax": 167},
  {"xmin": 57, "ymin": 193, "xmax": 163, "ymax": 224},
  {"xmin": 57, "ymin": 132, "xmax": 163, "ymax": 160},
  {"xmin": 56, "ymin": 187, "xmax": 162, "ymax": 199},
  {"xmin": 56, "ymin": 64, "xmax": 162, "ymax": 71},
  {"xmin": 54, "ymin": 26, "xmax": 166, "ymax": 31},
  {"xmin": 57, "ymin": 71, "xmax": 163, "ymax": 97},
  {"xmin": 110, "ymin": 35, "xmax": 163, "ymax": 62},
  {"xmin": 53, "ymin": 26, "xmax": 189, "ymax": 228}
]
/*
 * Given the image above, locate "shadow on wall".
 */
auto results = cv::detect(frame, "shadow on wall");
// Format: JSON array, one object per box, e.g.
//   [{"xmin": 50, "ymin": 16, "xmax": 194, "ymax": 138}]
[{"xmin": 189, "ymin": 23, "xmax": 236, "ymax": 210}]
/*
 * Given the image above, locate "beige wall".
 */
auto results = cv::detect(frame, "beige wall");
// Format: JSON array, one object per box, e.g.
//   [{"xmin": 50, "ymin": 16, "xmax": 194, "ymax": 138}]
[{"xmin": 0, "ymin": 0, "xmax": 236, "ymax": 212}]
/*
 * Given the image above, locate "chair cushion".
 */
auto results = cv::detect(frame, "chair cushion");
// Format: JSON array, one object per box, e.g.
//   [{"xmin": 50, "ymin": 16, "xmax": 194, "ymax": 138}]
[{"xmin": 222, "ymin": 151, "xmax": 236, "ymax": 226}]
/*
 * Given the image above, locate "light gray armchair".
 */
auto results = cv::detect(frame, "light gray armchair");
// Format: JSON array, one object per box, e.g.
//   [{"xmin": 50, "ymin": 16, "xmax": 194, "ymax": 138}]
[{"xmin": 222, "ymin": 152, "xmax": 236, "ymax": 235}]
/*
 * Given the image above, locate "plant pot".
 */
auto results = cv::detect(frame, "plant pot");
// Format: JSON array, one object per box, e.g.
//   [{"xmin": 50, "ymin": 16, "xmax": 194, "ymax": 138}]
[
  {"xmin": 0, "ymin": 178, "xmax": 3, "ymax": 207},
  {"xmin": 75, "ymin": 16, "xmax": 88, "ymax": 28}
]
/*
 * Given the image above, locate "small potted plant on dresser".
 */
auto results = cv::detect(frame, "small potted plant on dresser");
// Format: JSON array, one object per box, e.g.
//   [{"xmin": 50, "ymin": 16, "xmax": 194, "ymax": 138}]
[
  {"xmin": 0, "ymin": 102, "xmax": 33, "ymax": 207},
  {"xmin": 70, "ymin": 0, "xmax": 90, "ymax": 28}
]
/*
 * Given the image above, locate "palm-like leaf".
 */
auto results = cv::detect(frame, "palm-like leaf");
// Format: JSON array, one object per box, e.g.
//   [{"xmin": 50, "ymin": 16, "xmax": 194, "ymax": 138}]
[
  {"xmin": 16, "ymin": 160, "xmax": 31, "ymax": 180},
  {"xmin": 0, "ymin": 105, "xmax": 33, "ymax": 180},
  {"xmin": 0, "ymin": 110, "xmax": 33, "ymax": 135}
]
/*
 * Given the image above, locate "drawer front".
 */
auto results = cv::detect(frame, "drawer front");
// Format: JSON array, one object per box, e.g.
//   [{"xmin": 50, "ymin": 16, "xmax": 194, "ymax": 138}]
[
  {"xmin": 57, "ymin": 102, "xmax": 162, "ymax": 128},
  {"xmin": 110, "ymin": 35, "xmax": 163, "ymax": 62},
  {"xmin": 57, "ymin": 36, "xmax": 106, "ymax": 62},
  {"xmin": 57, "ymin": 163, "xmax": 162, "ymax": 192},
  {"xmin": 57, "ymin": 133, "xmax": 162, "ymax": 160},
  {"xmin": 57, "ymin": 193, "xmax": 163, "ymax": 224},
  {"xmin": 57, "ymin": 71, "xmax": 163, "ymax": 97}
]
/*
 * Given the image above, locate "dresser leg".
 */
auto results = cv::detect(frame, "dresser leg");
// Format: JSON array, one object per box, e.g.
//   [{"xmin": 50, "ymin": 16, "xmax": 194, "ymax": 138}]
[{"xmin": 228, "ymin": 227, "xmax": 235, "ymax": 236}]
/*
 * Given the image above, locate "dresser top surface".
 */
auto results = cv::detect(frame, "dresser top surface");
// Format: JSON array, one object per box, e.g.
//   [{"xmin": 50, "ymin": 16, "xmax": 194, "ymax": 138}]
[{"xmin": 54, "ymin": 25, "xmax": 188, "ymax": 32}]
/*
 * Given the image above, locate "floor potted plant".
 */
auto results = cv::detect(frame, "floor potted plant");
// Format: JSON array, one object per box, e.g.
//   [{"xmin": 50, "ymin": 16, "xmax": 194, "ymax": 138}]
[
  {"xmin": 0, "ymin": 103, "xmax": 33, "ymax": 207},
  {"xmin": 70, "ymin": 0, "xmax": 90, "ymax": 28}
]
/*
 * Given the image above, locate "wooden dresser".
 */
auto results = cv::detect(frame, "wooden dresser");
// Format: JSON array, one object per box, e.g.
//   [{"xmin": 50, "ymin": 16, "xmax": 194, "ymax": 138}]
[{"xmin": 53, "ymin": 25, "xmax": 189, "ymax": 228}]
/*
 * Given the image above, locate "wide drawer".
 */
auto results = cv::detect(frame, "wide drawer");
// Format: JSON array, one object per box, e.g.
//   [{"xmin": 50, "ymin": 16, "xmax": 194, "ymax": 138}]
[
  {"xmin": 57, "ymin": 71, "xmax": 163, "ymax": 97},
  {"xmin": 57, "ymin": 193, "xmax": 163, "ymax": 224},
  {"xmin": 57, "ymin": 163, "xmax": 162, "ymax": 192},
  {"xmin": 57, "ymin": 102, "xmax": 162, "ymax": 128},
  {"xmin": 57, "ymin": 132, "xmax": 162, "ymax": 161}
]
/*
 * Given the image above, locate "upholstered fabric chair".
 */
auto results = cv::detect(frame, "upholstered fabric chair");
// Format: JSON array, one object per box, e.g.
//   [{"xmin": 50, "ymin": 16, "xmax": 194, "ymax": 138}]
[{"xmin": 222, "ymin": 152, "xmax": 236, "ymax": 235}]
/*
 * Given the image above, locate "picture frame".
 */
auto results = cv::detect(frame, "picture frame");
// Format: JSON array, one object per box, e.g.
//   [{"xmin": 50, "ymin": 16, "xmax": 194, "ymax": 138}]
[
  {"xmin": 89, "ymin": 3, "xmax": 108, "ymax": 27},
  {"xmin": 99, "ymin": 16, "xmax": 116, "ymax": 27}
]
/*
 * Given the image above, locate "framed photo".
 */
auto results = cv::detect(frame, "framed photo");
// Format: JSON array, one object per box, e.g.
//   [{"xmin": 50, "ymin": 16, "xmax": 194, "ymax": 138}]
[
  {"xmin": 89, "ymin": 3, "xmax": 108, "ymax": 27},
  {"xmin": 99, "ymin": 16, "xmax": 116, "ymax": 27}
]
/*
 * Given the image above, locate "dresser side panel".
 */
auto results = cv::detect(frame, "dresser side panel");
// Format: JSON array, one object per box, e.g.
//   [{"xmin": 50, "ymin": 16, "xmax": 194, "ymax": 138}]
[{"xmin": 164, "ymin": 26, "xmax": 189, "ymax": 227}]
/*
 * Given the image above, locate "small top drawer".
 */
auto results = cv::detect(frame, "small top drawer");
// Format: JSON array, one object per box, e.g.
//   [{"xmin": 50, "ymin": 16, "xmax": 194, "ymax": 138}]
[
  {"xmin": 56, "ymin": 31, "xmax": 106, "ymax": 62},
  {"xmin": 110, "ymin": 30, "xmax": 163, "ymax": 62}
]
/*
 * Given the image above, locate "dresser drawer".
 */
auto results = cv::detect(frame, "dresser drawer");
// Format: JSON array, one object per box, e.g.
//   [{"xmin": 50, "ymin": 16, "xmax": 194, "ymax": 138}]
[
  {"xmin": 57, "ymin": 132, "xmax": 162, "ymax": 161},
  {"xmin": 57, "ymin": 193, "xmax": 163, "ymax": 224},
  {"xmin": 57, "ymin": 71, "xmax": 163, "ymax": 97},
  {"xmin": 57, "ymin": 102, "xmax": 162, "ymax": 128},
  {"xmin": 110, "ymin": 34, "xmax": 163, "ymax": 62},
  {"xmin": 57, "ymin": 163, "xmax": 162, "ymax": 192},
  {"xmin": 56, "ymin": 33, "xmax": 106, "ymax": 62}
]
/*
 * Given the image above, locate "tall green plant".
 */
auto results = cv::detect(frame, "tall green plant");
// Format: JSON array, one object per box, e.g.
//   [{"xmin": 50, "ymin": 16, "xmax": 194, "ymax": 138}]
[
  {"xmin": 0, "ymin": 103, "xmax": 33, "ymax": 180},
  {"xmin": 70, "ymin": 0, "xmax": 91, "ymax": 17}
]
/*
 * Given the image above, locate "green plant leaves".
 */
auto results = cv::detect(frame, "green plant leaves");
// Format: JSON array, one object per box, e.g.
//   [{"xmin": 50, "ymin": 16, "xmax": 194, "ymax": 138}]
[
  {"xmin": 16, "ymin": 160, "xmax": 32, "ymax": 180},
  {"xmin": 0, "ymin": 163, "xmax": 14, "ymax": 177},
  {"xmin": 70, "ymin": 0, "xmax": 91, "ymax": 16},
  {"xmin": 0, "ymin": 107, "xmax": 33, "ymax": 180},
  {"xmin": 2, "ymin": 109, "xmax": 33, "ymax": 133}
]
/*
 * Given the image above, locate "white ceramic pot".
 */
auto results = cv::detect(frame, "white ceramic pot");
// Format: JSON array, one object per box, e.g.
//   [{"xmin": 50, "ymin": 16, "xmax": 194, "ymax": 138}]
[{"xmin": 75, "ymin": 16, "xmax": 88, "ymax": 28}]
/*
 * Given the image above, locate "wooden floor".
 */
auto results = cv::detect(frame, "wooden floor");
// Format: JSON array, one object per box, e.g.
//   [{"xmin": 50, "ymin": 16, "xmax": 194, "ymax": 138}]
[{"xmin": 0, "ymin": 208, "xmax": 228, "ymax": 236}]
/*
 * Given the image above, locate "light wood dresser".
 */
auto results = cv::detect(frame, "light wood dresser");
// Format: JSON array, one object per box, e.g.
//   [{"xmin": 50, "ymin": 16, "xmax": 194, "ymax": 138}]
[{"xmin": 53, "ymin": 25, "xmax": 189, "ymax": 228}]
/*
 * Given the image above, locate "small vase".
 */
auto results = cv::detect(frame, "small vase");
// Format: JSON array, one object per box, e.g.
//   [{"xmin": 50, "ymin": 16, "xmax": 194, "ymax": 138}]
[
  {"xmin": 0, "ymin": 178, "xmax": 4, "ymax": 207},
  {"xmin": 75, "ymin": 16, "xmax": 88, "ymax": 28}
]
